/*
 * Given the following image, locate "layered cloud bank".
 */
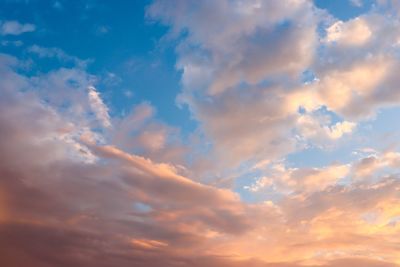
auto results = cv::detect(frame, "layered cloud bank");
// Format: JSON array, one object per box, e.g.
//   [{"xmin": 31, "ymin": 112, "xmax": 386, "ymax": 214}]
[{"xmin": 1, "ymin": 0, "xmax": 400, "ymax": 266}]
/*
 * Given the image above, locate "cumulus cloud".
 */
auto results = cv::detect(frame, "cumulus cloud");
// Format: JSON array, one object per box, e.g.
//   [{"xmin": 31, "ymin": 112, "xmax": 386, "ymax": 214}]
[
  {"xmin": 325, "ymin": 18, "xmax": 372, "ymax": 46},
  {"xmin": 148, "ymin": 0, "xmax": 385, "ymax": 173},
  {"xmin": 0, "ymin": 20, "xmax": 35, "ymax": 35},
  {"xmin": 352, "ymin": 150, "xmax": 400, "ymax": 179},
  {"xmin": 148, "ymin": 0, "xmax": 324, "ymax": 170},
  {"xmin": 297, "ymin": 113, "xmax": 356, "ymax": 144},
  {"xmin": 311, "ymin": 11, "xmax": 400, "ymax": 120},
  {"xmin": 148, "ymin": 0, "xmax": 318, "ymax": 94},
  {"xmin": 246, "ymin": 162, "xmax": 350, "ymax": 194}
]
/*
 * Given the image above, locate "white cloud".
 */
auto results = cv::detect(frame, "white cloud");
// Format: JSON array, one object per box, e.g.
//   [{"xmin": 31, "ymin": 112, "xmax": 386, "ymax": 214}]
[
  {"xmin": 149, "ymin": 0, "xmax": 320, "ymax": 170},
  {"xmin": 297, "ymin": 114, "xmax": 356, "ymax": 141},
  {"xmin": 325, "ymin": 121, "xmax": 356, "ymax": 139},
  {"xmin": 0, "ymin": 20, "xmax": 35, "ymax": 35},
  {"xmin": 315, "ymin": 13, "xmax": 400, "ymax": 119},
  {"xmin": 246, "ymin": 163, "xmax": 350, "ymax": 194},
  {"xmin": 325, "ymin": 18, "xmax": 372, "ymax": 46},
  {"xmin": 87, "ymin": 86, "xmax": 111, "ymax": 128}
]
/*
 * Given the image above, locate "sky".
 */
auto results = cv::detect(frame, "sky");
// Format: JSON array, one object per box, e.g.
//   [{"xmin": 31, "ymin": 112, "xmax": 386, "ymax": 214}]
[{"xmin": 1, "ymin": 0, "xmax": 400, "ymax": 266}]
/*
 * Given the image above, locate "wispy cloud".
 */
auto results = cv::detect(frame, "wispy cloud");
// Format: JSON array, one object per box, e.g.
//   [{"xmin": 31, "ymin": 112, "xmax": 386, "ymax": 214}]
[
  {"xmin": 28, "ymin": 45, "xmax": 89, "ymax": 67},
  {"xmin": 87, "ymin": 86, "xmax": 111, "ymax": 128}
]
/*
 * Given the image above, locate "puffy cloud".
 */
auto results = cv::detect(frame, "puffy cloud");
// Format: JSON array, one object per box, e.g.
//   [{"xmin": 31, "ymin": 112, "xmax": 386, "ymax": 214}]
[
  {"xmin": 0, "ymin": 20, "xmax": 35, "ymax": 35},
  {"xmin": 326, "ymin": 121, "xmax": 356, "ymax": 139},
  {"xmin": 297, "ymin": 113, "xmax": 356, "ymax": 144},
  {"xmin": 184, "ymin": 86, "xmax": 298, "ymax": 168},
  {"xmin": 352, "ymin": 150, "xmax": 400, "ymax": 179},
  {"xmin": 314, "ymin": 53, "xmax": 397, "ymax": 119},
  {"xmin": 312, "ymin": 11, "xmax": 400, "ymax": 120},
  {"xmin": 246, "ymin": 163, "xmax": 350, "ymax": 194},
  {"xmin": 148, "ymin": 0, "xmax": 318, "ymax": 94},
  {"xmin": 147, "ymin": 0, "xmax": 325, "ymax": 171},
  {"xmin": 325, "ymin": 18, "xmax": 372, "ymax": 46}
]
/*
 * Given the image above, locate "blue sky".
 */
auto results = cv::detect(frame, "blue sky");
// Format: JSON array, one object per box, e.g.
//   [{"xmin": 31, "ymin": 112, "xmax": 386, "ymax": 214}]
[
  {"xmin": 1, "ymin": 1, "xmax": 400, "ymax": 266},
  {"xmin": 0, "ymin": 0, "xmax": 194, "ymax": 131}
]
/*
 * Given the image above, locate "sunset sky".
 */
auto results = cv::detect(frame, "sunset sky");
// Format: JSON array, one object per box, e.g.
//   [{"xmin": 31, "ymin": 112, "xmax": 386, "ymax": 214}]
[{"xmin": 1, "ymin": 0, "xmax": 400, "ymax": 266}]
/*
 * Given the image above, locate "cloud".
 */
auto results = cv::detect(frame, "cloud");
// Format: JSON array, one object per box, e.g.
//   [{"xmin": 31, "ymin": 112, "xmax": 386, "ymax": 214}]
[
  {"xmin": 148, "ymin": 0, "xmax": 318, "ymax": 95},
  {"xmin": 147, "ymin": 0, "xmax": 360, "ymax": 172},
  {"xmin": 87, "ymin": 86, "xmax": 111, "ymax": 128},
  {"xmin": 376, "ymin": 0, "xmax": 400, "ymax": 14},
  {"xmin": 297, "ymin": 113, "xmax": 356, "ymax": 144},
  {"xmin": 28, "ymin": 45, "xmax": 89, "ymax": 67},
  {"xmin": 1, "ymin": 51, "xmax": 400, "ymax": 267},
  {"xmin": 0, "ymin": 54, "xmax": 254, "ymax": 264},
  {"xmin": 352, "ymin": 150, "xmax": 400, "ymax": 179},
  {"xmin": 143, "ymin": 8, "xmax": 400, "ymax": 265},
  {"xmin": 147, "ymin": 3, "xmax": 393, "ymax": 200},
  {"xmin": 2, "ymin": 1, "xmax": 400, "ymax": 266},
  {"xmin": 325, "ymin": 18, "xmax": 372, "ymax": 46},
  {"xmin": 0, "ymin": 20, "xmax": 35, "ymax": 35},
  {"xmin": 111, "ymin": 102, "xmax": 186, "ymax": 164},
  {"xmin": 350, "ymin": 0, "xmax": 364, "ymax": 7},
  {"xmin": 311, "ymin": 12, "xmax": 400, "ymax": 120},
  {"xmin": 3, "ymin": 76, "xmax": 397, "ymax": 266},
  {"xmin": 246, "ymin": 162, "xmax": 350, "ymax": 194},
  {"xmin": 96, "ymin": 25, "xmax": 110, "ymax": 35},
  {"xmin": 1, "ymin": 40, "xmax": 23, "ymax": 47}
]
